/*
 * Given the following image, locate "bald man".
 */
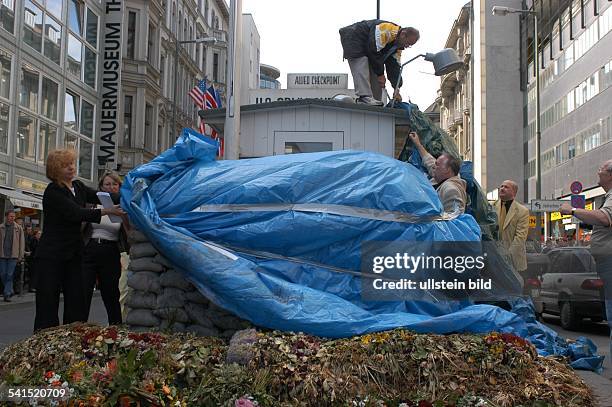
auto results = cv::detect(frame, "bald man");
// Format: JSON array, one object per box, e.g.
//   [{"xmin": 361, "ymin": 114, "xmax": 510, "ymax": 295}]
[{"xmin": 495, "ymin": 180, "xmax": 530, "ymax": 273}]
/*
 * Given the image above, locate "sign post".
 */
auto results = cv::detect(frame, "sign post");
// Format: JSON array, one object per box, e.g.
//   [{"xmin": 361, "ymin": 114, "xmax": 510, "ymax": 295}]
[{"xmin": 98, "ymin": 0, "xmax": 124, "ymax": 171}]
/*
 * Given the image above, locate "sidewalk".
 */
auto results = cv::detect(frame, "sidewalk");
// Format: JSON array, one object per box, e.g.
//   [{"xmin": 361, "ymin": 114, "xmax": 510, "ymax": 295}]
[{"xmin": 0, "ymin": 291, "xmax": 36, "ymax": 310}]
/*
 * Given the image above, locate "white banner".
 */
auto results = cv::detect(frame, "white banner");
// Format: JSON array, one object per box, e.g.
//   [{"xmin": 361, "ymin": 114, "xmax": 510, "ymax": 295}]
[
  {"xmin": 287, "ymin": 73, "xmax": 349, "ymax": 89},
  {"xmin": 98, "ymin": 0, "xmax": 123, "ymax": 168}
]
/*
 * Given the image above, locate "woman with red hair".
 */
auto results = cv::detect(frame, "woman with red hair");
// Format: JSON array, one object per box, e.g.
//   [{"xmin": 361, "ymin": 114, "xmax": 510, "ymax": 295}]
[{"xmin": 34, "ymin": 149, "xmax": 124, "ymax": 331}]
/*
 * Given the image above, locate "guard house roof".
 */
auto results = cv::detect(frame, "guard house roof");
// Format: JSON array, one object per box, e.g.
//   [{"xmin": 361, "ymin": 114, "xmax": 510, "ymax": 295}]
[{"xmin": 199, "ymin": 99, "xmax": 413, "ymax": 133}]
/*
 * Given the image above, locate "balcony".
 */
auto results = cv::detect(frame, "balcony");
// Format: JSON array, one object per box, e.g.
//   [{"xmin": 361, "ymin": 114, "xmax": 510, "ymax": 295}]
[{"xmin": 213, "ymin": 29, "xmax": 227, "ymax": 44}]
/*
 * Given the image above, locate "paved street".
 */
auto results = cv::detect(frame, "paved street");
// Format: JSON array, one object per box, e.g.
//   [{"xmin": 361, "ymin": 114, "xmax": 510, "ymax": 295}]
[{"xmin": 0, "ymin": 293, "xmax": 108, "ymax": 351}]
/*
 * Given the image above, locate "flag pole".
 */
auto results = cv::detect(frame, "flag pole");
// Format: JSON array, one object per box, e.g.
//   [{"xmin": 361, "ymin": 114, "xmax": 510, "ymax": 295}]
[{"xmin": 224, "ymin": 0, "xmax": 242, "ymax": 159}]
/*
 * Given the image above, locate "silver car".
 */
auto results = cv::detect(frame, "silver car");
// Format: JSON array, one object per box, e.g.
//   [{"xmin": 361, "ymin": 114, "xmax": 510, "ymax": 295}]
[{"xmin": 529, "ymin": 247, "xmax": 606, "ymax": 330}]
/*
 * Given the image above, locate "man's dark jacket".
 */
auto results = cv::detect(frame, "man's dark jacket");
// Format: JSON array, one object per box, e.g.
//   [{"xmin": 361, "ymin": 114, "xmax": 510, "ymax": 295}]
[{"xmin": 339, "ymin": 19, "xmax": 403, "ymax": 88}]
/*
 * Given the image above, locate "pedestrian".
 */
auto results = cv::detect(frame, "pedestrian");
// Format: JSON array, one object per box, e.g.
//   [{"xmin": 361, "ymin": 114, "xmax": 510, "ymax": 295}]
[
  {"xmin": 560, "ymin": 159, "xmax": 612, "ymax": 363},
  {"xmin": 34, "ymin": 149, "xmax": 124, "ymax": 332},
  {"xmin": 82, "ymin": 171, "xmax": 129, "ymax": 325},
  {"xmin": 339, "ymin": 20, "xmax": 419, "ymax": 105},
  {"xmin": 27, "ymin": 229, "xmax": 41, "ymax": 292},
  {"xmin": 0, "ymin": 210, "xmax": 25, "ymax": 302},
  {"xmin": 408, "ymin": 132, "xmax": 467, "ymax": 215},
  {"xmin": 494, "ymin": 180, "xmax": 530, "ymax": 276}
]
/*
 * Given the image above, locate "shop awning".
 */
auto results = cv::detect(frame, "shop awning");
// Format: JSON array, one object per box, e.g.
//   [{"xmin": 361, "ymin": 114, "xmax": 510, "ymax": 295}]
[{"xmin": 0, "ymin": 187, "xmax": 43, "ymax": 210}]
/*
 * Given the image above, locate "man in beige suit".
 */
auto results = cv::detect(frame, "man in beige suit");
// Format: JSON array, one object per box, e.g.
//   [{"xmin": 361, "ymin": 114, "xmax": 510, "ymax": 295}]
[{"xmin": 495, "ymin": 180, "xmax": 530, "ymax": 273}]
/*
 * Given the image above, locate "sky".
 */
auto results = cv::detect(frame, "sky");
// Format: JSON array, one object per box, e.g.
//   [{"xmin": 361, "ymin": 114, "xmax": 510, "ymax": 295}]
[{"xmin": 241, "ymin": 0, "xmax": 470, "ymax": 109}]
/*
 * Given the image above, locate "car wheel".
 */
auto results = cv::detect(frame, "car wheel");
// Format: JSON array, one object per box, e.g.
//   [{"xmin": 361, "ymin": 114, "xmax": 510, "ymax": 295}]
[
  {"xmin": 535, "ymin": 311, "xmax": 543, "ymax": 322},
  {"xmin": 560, "ymin": 302, "xmax": 581, "ymax": 330},
  {"xmin": 590, "ymin": 317, "xmax": 603, "ymax": 323}
]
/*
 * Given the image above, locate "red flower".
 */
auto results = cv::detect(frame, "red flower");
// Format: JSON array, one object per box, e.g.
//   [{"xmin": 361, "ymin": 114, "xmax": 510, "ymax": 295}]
[{"xmin": 44, "ymin": 371, "xmax": 54, "ymax": 379}]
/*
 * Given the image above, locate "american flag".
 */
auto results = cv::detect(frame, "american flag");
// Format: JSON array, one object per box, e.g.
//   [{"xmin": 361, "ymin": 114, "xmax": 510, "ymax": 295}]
[{"xmin": 189, "ymin": 79, "xmax": 208, "ymax": 135}]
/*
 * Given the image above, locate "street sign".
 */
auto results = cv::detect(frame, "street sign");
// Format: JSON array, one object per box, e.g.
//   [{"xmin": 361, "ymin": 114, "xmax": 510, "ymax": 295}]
[
  {"xmin": 530, "ymin": 199, "xmax": 563, "ymax": 213},
  {"xmin": 570, "ymin": 181, "xmax": 583, "ymax": 194},
  {"xmin": 570, "ymin": 194, "xmax": 586, "ymax": 209}
]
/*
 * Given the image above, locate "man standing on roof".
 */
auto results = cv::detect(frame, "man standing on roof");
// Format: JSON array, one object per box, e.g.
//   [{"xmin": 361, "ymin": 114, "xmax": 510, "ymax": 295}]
[{"xmin": 339, "ymin": 20, "xmax": 420, "ymax": 106}]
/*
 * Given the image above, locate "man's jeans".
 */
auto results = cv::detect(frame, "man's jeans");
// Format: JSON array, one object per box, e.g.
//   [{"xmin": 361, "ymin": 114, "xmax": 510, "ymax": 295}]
[
  {"xmin": 0, "ymin": 258, "xmax": 18, "ymax": 297},
  {"xmin": 596, "ymin": 255, "xmax": 612, "ymax": 365}
]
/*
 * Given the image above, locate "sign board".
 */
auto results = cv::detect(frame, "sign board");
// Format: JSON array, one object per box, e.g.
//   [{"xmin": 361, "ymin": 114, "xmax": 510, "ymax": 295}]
[
  {"xmin": 550, "ymin": 211, "xmax": 571, "ymax": 221},
  {"xmin": 570, "ymin": 181, "xmax": 583, "ymax": 194},
  {"xmin": 570, "ymin": 194, "xmax": 586, "ymax": 209},
  {"xmin": 287, "ymin": 73, "xmax": 349, "ymax": 89},
  {"xmin": 585, "ymin": 202, "xmax": 593, "ymax": 210},
  {"xmin": 249, "ymin": 89, "xmax": 355, "ymax": 105},
  {"xmin": 530, "ymin": 199, "xmax": 563, "ymax": 213},
  {"xmin": 98, "ymin": 0, "xmax": 124, "ymax": 168}
]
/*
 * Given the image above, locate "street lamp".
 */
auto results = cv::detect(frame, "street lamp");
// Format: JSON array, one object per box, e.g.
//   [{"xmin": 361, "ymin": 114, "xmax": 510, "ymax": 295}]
[
  {"xmin": 171, "ymin": 36, "xmax": 217, "ymax": 139},
  {"xmin": 391, "ymin": 48, "xmax": 463, "ymax": 106},
  {"xmin": 492, "ymin": 5, "xmax": 542, "ymax": 241}
]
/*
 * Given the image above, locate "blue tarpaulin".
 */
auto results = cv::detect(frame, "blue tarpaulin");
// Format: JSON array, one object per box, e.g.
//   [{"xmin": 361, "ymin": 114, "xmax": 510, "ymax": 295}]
[{"xmin": 121, "ymin": 128, "xmax": 603, "ymax": 372}]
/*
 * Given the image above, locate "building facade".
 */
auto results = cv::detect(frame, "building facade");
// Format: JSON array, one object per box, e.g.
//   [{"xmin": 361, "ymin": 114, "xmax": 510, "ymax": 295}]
[
  {"xmin": 239, "ymin": 13, "xmax": 259, "ymax": 105},
  {"xmin": 0, "ymin": 0, "xmax": 229, "ymax": 218},
  {"xmin": 260, "ymin": 63, "xmax": 280, "ymax": 89},
  {"xmin": 521, "ymin": 0, "xmax": 612, "ymax": 239},
  {"xmin": 439, "ymin": 2, "xmax": 472, "ymax": 162},
  {"xmin": 438, "ymin": 1, "xmax": 525, "ymax": 198}
]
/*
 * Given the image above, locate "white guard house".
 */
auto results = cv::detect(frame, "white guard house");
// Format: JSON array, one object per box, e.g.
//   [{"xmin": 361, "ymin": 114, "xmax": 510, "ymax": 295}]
[{"xmin": 199, "ymin": 99, "xmax": 416, "ymax": 158}]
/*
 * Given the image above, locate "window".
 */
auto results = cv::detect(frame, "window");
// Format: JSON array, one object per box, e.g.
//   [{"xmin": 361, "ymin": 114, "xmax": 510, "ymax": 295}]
[
  {"xmin": 23, "ymin": 0, "xmax": 43, "ymax": 52},
  {"xmin": 0, "ymin": 0, "xmax": 15, "ymax": 33},
  {"xmin": 67, "ymin": 34, "xmax": 82, "ymax": 78},
  {"xmin": 47, "ymin": 0, "xmax": 62, "ymax": 19},
  {"xmin": 160, "ymin": 55, "xmax": 165, "ymax": 93},
  {"xmin": 85, "ymin": 8, "xmax": 97, "ymax": 47},
  {"xmin": 147, "ymin": 22, "xmax": 155, "ymax": 65},
  {"xmin": 144, "ymin": 104, "xmax": 153, "ymax": 152},
  {"xmin": 171, "ymin": 3, "xmax": 176, "ymax": 33},
  {"xmin": 123, "ymin": 95, "xmax": 132, "ymax": 147},
  {"xmin": 64, "ymin": 132, "xmax": 77, "ymax": 149},
  {"xmin": 80, "ymin": 99, "xmax": 93, "ymax": 138},
  {"xmin": 20, "ymin": 66, "xmax": 38, "ymax": 112},
  {"xmin": 127, "ymin": 11, "xmax": 136, "ymax": 58},
  {"xmin": 213, "ymin": 52, "xmax": 219, "ymax": 82},
  {"xmin": 44, "ymin": 16, "xmax": 61, "ymax": 65},
  {"xmin": 83, "ymin": 46, "xmax": 96, "ymax": 88},
  {"xmin": 17, "ymin": 111, "xmax": 36, "ymax": 161},
  {"xmin": 64, "ymin": 91, "xmax": 78, "ymax": 131},
  {"xmin": 0, "ymin": 52, "xmax": 10, "ymax": 100},
  {"xmin": 78, "ymin": 139, "xmax": 92, "ymax": 179},
  {"xmin": 41, "ymin": 77, "xmax": 58, "ymax": 121},
  {"xmin": 38, "ymin": 122, "xmax": 56, "ymax": 164},
  {"xmin": 68, "ymin": 0, "xmax": 83, "ymax": 35},
  {"xmin": 0, "ymin": 102, "xmax": 8, "ymax": 153}
]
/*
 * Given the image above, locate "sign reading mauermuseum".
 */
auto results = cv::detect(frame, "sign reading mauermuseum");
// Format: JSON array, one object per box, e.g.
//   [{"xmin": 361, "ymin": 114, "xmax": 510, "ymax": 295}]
[
  {"xmin": 287, "ymin": 73, "xmax": 348, "ymax": 89},
  {"xmin": 98, "ymin": 0, "xmax": 123, "ymax": 168}
]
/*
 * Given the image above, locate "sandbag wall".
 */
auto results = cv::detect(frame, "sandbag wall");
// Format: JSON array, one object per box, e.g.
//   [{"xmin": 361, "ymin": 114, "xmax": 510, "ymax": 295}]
[{"xmin": 124, "ymin": 230, "xmax": 251, "ymax": 338}]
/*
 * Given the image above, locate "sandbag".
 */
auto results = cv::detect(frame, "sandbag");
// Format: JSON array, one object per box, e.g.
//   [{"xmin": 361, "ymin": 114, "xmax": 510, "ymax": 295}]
[
  {"xmin": 159, "ymin": 269, "xmax": 194, "ymax": 291},
  {"xmin": 130, "ymin": 242, "xmax": 158, "ymax": 259},
  {"xmin": 156, "ymin": 287, "xmax": 186, "ymax": 308},
  {"xmin": 185, "ymin": 291, "xmax": 210, "ymax": 305},
  {"xmin": 159, "ymin": 320, "xmax": 186, "ymax": 332},
  {"xmin": 129, "ymin": 257, "xmax": 165, "ymax": 273},
  {"xmin": 153, "ymin": 307, "xmax": 190, "ymax": 324},
  {"xmin": 128, "ymin": 230, "xmax": 149, "ymax": 244},
  {"xmin": 127, "ymin": 272, "xmax": 162, "ymax": 294},
  {"xmin": 126, "ymin": 290, "xmax": 157, "ymax": 309},
  {"xmin": 153, "ymin": 253, "xmax": 174, "ymax": 269},
  {"xmin": 184, "ymin": 303, "xmax": 214, "ymax": 328},
  {"xmin": 126, "ymin": 309, "xmax": 160, "ymax": 327}
]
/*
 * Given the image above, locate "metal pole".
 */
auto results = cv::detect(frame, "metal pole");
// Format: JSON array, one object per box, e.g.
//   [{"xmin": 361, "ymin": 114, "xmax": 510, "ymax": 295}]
[
  {"xmin": 377, "ymin": 0, "xmax": 380, "ymax": 19},
  {"xmin": 224, "ymin": 0, "xmax": 242, "ymax": 159},
  {"xmin": 534, "ymin": 14, "xmax": 542, "ymax": 242},
  {"xmin": 171, "ymin": 30, "xmax": 180, "ymax": 139}
]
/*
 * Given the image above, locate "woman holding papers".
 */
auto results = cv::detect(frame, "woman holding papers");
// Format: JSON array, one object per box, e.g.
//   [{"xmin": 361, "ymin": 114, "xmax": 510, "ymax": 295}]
[
  {"xmin": 34, "ymin": 150, "xmax": 124, "ymax": 332},
  {"xmin": 82, "ymin": 171, "xmax": 127, "ymax": 325}
]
